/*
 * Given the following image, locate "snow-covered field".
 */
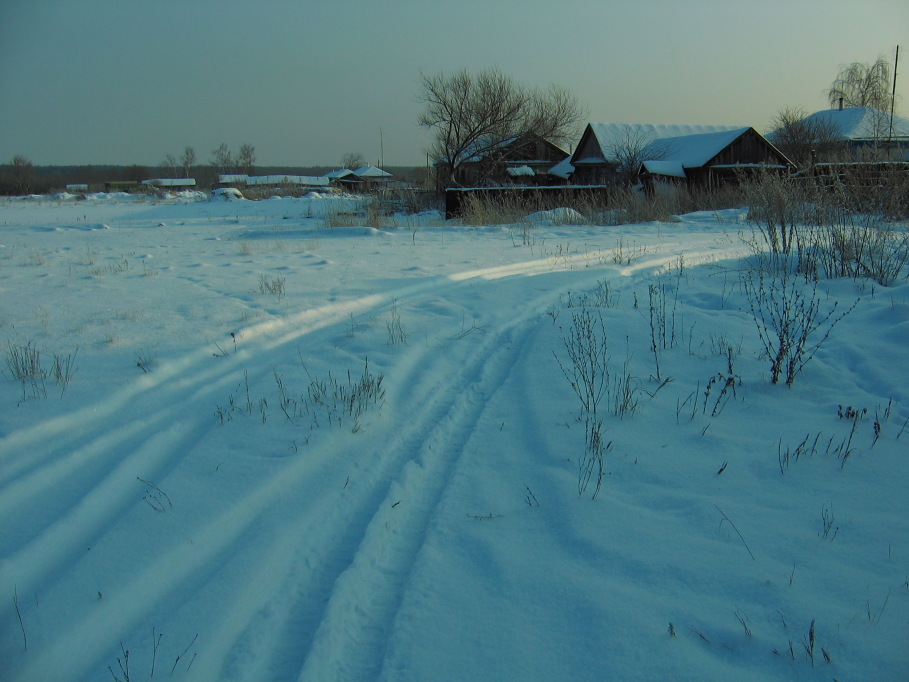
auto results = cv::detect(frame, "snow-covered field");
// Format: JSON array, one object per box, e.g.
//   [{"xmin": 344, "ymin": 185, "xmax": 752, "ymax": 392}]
[{"xmin": 0, "ymin": 191, "xmax": 906, "ymax": 681}]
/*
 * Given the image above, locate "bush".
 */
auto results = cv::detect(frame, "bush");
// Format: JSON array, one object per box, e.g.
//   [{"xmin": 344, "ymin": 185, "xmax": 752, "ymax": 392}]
[
  {"xmin": 741, "ymin": 168, "xmax": 909, "ymax": 285},
  {"xmin": 741, "ymin": 261, "xmax": 857, "ymax": 386}
]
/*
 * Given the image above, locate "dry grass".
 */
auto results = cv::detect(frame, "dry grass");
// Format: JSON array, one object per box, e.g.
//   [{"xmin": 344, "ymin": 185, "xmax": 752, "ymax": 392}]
[
  {"xmin": 741, "ymin": 167, "xmax": 909, "ymax": 285},
  {"xmin": 457, "ymin": 183, "xmax": 745, "ymax": 227}
]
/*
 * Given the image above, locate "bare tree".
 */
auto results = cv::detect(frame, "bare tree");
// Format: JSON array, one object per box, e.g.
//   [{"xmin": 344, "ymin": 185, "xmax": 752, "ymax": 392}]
[
  {"xmin": 8, "ymin": 155, "xmax": 34, "ymax": 194},
  {"xmin": 418, "ymin": 67, "xmax": 584, "ymax": 186},
  {"xmin": 769, "ymin": 106, "xmax": 842, "ymax": 166},
  {"xmin": 180, "ymin": 146, "xmax": 197, "ymax": 178},
  {"xmin": 210, "ymin": 143, "xmax": 234, "ymax": 175},
  {"xmin": 161, "ymin": 153, "xmax": 179, "ymax": 179},
  {"xmin": 237, "ymin": 143, "xmax": 256, "ymax": 175},
  {"xmin": 607, "ymin": 127, "xmax": 673, "ymax": 184},
  {"xmin": 341, "ymin": 152, "xmax": 366, "ymax": 170},
  {"xmin": 826, "ymin": 57, "xmax": 893, "ymax": 111}
]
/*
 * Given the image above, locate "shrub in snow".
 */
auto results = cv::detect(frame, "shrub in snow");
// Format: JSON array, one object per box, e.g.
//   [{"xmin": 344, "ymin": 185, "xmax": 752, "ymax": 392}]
[{"xmin": 741, "ymin": 263, "xmax": 858, "ymax": 386}]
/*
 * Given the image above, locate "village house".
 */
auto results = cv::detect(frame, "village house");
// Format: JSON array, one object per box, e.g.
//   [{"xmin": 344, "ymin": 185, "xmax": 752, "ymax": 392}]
[
  {"xmin": 785, "ymin": 106, "xmax": 909, "ymax": 161},
  {"xmin": 437, "ymin": 133, "xmax": 570, "ymax": 189},
  {"xmin": 564, "ymin": 123, "xmax": 793, "ymax": 188},
  {"xmin": 351, "ymin": 165, "xmax": 393, "ymax": 191}
]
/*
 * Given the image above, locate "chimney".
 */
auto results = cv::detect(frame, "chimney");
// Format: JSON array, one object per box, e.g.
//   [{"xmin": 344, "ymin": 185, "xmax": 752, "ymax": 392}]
[{"xmin": 839, "ymin": 97, "xmax": 844, "ymax": 111}]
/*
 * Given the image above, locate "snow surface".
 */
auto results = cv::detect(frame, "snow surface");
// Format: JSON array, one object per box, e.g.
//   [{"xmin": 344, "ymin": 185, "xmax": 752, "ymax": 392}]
[{"xmin": 1, "ymin": 192, "xmax": 907, "ymax": 681}]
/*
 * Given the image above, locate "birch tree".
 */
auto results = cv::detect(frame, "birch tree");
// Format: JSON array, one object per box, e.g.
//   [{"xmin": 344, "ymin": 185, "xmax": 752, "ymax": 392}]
[{"xmin": 827, "ymin": 57, "xmax": 893, "ymax": 111}]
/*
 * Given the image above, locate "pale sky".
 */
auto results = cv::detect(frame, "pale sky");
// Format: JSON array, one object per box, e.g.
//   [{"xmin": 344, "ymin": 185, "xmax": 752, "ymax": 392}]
[{"xmin": 1, "ymin": 0, "xmax": 906, "ymax": 167}]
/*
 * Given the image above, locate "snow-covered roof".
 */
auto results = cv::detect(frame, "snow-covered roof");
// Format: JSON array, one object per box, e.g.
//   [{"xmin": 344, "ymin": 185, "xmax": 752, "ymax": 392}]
[
  {"xmin": 569, "ymin": 122, "xmax": 791, "ymax": 178},
  {"xmin": 798, "ymin": 107, "xmax": 909, "ymax": 141},
  {"xmin": 584, "ymin": 123, "xmax": 747, "ymax": 164},
  {"xmin": 451, "ymin": 133, "xmax": 568, "ymax": 166},
  {"xmin": 548, "ymin": 155, "xmax": 575, "ymax": 179},
  {"xmin": 641, "ymin": 160, "xmax": 686, "ymax": 178},
  {"xmin": 218, "ymin": 174, "xmax": 249, "ymax": 183},
  {"xmin": 652, "ymin": 127, "xmax": 752, "ymax": 167},
  {"xmin": 326, "ymin": 169, "xmax": 357, "ymax": 179},
  {"xmin": 506, "ymin": 165, "xmax": 536, "ymax": 177},
  {"xmin": 353, "ymin": 165, "xmax": 392, "ymax": 179},
  {"xmin": 244, "ymin": 175, "xmax": 331, "ymax": 186},
  {"xmin": 143, "ymin": 178, "xmax": 197, "ymax": 187},
  {"xmin": 453, "ymin": 135, "xmax": 525, "ymax": 164}
]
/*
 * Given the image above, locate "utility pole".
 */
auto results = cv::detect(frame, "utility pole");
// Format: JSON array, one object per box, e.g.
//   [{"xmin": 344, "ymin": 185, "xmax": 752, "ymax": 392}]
[
  {"xmin": 379, "ymin": 128, "xmax": 384, "ymax": 168},
  {"xmin": 889, "ymin": 45, "xmax": 899, "ymax": 142}
]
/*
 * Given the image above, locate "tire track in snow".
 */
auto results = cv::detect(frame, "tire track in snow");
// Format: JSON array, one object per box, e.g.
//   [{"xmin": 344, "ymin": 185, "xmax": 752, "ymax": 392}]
[
  {"xmin": 184, "ymin": 269, "xmax": 582, "ymax": 681},
  {"xmin": 284, "ymin": 244, "xmax": 754, "ymax": 680},
  {"xmin": 1, "ymin": 259, "xmax": 556, "ymax": 681},
  {"xmin": 0, "ymin": 289, "xmax": 437, "ymax": 681},
  {"xmin": 3, "ymin": 242, "xmax": 738, "ymax": 681},
  {"xmin": 291, "ymin": 275, "xmax": 568, "ymax": 681},
  {"xmin": 299, "ymin": 326, "xmax": 538, "ymax": 680},
  {"xmin": 0, "ymin": 289, "xmax": 410, "ymax": 581}
]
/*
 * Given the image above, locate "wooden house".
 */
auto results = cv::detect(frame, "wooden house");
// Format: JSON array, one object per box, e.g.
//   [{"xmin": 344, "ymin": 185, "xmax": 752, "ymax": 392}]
[
  {"xmin": 326, "ymin": 168, "xmax": 364, "ymax": 191},
  {"xmin": 438, "ymin": 133, "xmax": 569, "ymax": 188},
  {"xmin": 566, "ymin": 123, "xmax": 793, "ymax": 188},
  {"xmin": 781, "ymin": 107, "xmax": 909, "ymax": 161},
  {"xmin": 352, "ymin": 165, "xmax": 393, "ymax": 191}
]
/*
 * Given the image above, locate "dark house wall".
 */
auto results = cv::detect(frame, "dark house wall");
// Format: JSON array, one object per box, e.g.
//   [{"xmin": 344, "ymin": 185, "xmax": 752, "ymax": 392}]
[{"xmin": 449, "ymin": 135, "xmax": 568, "ymax": 187}]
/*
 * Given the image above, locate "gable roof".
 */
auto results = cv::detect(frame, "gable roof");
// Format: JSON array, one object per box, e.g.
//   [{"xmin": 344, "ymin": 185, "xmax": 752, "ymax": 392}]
[
  {"xmin": 573, "ymin": 123, "xmax": 747, "ymax": 165},
  {"xmin": 353, "ymin": 165, "xmax": 392, "ymax": 178},
  {"xmin": 447, "ymin": 132, "xmax": 568, "ymax": 166},
  {"xmin": 799, "ymin": 107, "xmax": 909, "ymax": 141},
  {"xmin": 648, "ymin": 127, "xmax": 753, "ymax": 168},
  {"xmin": 326, "ymin": 168, "xmax": 357, "ymax": 179}
]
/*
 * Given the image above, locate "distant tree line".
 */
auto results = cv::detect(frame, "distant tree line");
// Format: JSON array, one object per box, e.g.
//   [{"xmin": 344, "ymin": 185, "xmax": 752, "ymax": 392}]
[{"xmin": 0, "ymin": 143, "xmax": 258, "ymax": 194}]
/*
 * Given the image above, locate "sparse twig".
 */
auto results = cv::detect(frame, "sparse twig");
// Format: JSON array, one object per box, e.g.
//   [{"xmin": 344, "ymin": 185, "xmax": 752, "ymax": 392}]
[
  {"xmin": 733, "ymin": 610, "xmax": 752, "ymax": 637},
  {"xmin": 138, "ymin": 477, "xmax": 173, "ymax": 512},
  {"xmin": 108, "ymin": 642, "xmax": 130, "ymax": 682},
  {"xmin": 715, "ymin": 504, "xmax": 756, "ymax": 561},
  {"xmin": 524, "ymin": 485, "xmax": 539, "ymax": 507},
  {"xmin": 170, "ymin": 633, "xmax": 198, "ymax": 675},
  {"xmin": 804, "ymin": 618, "xmax": 816, "ymax": 666},
  {"xmin": 386, "ymin": 298, "xmax": 407, "ymax": 346},
  {"xmin": 13, "ymin": 587, "xmax": 27, "ymax": 651},
  {"xmin": 151, "ymin": 627, "xmax": 162, "ymax": 677}
]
